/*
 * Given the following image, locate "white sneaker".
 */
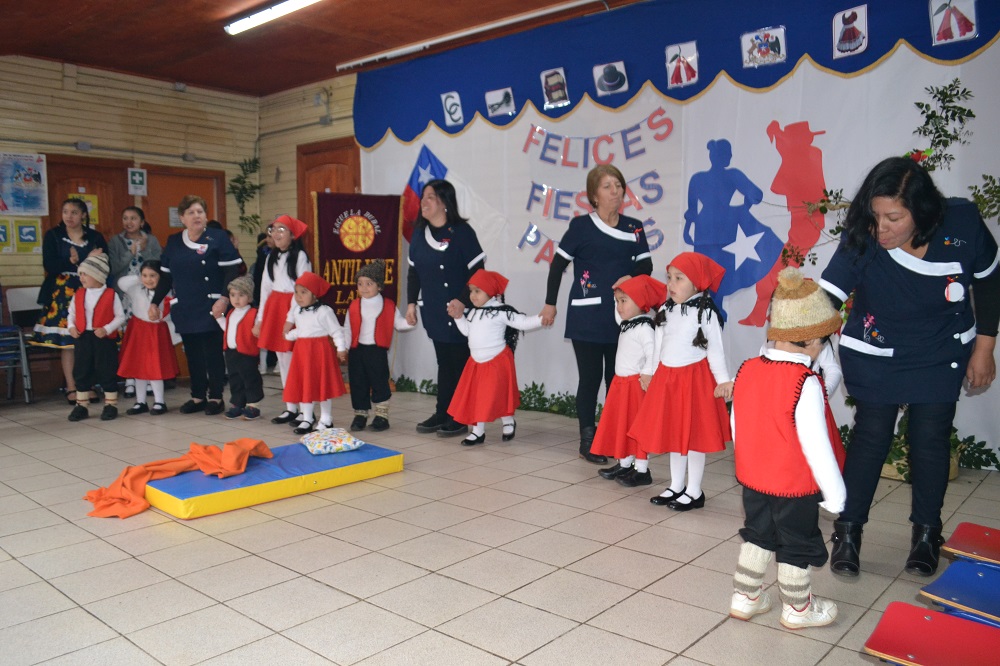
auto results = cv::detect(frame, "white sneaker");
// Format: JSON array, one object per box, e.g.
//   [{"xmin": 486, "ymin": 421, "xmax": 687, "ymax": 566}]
[
  {"xmin": 730, "ymin": 589, "xmax": 772, "ymax": 620},
  {"xmin": 780, "ymin": 595, "xmax": 838, "ymax": 629}
]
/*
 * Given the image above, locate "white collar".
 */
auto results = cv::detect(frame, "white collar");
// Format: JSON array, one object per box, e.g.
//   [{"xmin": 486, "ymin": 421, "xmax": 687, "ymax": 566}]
[
  {"xmin": 589, "ymin": 212, "xmax": 636, "ymax": 242},
  {"xmin": 182, "ymin": 230, "xmax": 209, "ymax": 251},
  {"xmin": 887, "ymin": 247, "xmax": 961, "ymax": 276},
  {"xmin": 424, "ymin": 225, "xmax": 450, "ymax": 252},
  {"xmin": 764, "ymin": 347, "xmax": 812, "ymax": 367}
]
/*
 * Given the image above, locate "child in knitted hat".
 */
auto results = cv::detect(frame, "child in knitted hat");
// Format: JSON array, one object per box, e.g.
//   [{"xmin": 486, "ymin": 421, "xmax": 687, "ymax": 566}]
[
  {"xmin": 67, "ymin": 253, "xmax": 125, "ymax": 422},
  {"xmin": 342, "ymin": 259, "xmax": 414, "ymax": 432},
  {"xmin": 215, "ymin": 275, "xmax": 263, "ymax": 420},
  {"xmin": 729, "ymin": 266, "xmax": 846, "ymax": 630},
  {"xmin": 445, "ymin": 269, "xmax": 543, "ymax": 445},
  {"xmin": 282, "ymin": 272, "xmax": 347, "ymax": 433},
  {"xmin": 629, "ymin": 251, "xmax": 733, "ymax": 511},
  {"xmin": 592, "ymin": 275, "xmax": 666, "ymax": 487}
]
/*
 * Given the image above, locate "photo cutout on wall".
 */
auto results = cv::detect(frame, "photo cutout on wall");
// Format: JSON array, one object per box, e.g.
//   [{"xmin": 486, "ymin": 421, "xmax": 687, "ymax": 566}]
[
  {"xmin": 931, "ymin": 0, "xmax": 977, "ymax": 46},
  {"xmin": 834, "ymin": 6, "xmax": 868, "ymax": 57},
  {"xmin": 666, "ymin": 41, "xmax": 699, "ymax": 88},
  {"xmin": 593, "ymin": 61, "xmax": 629, "ymax": 97},
  {"xmin": 541, "ymin": 68, "xmax": 570, "ymax": 110},
  {"xmin": 485, "ymin": 87, "xmax": 516, "ymax": 117},
  {"xmin": 742, "ymin": 26, "xmax": 787, "ymax": 68},
  {"xmin": 440, "ymin": 91, "xmax": 464, "ymax": 126}
]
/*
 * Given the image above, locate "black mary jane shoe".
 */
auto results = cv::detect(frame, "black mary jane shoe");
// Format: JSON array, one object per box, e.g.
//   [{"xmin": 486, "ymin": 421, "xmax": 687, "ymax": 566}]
[
  {"xmin": 462, "ymin": 433, "xmax": 486, "ymax": 446},
  {"xmin": 293, "ymin": 420, "xmax": 316, "ymax": 435},
  {"xmin": 650, "ymin": 487, "xmax": 686, "ymax": 506},
  {"xmin": 599, "ymin": 463, "xmax": 631, "ymax": 480},
  {"xmin": 668, "ymin": 491, "xmax": 706, "ymax": 512},
  {"xmin": 126, "ymin": 403, "xmax": 149, "ymax": 416},
  {"xmin": 617, "ymin": 469, "xmax": 652, "ymax": 487},
  {"xmin": 271, "ymin": 410, "xmax": 300, "ymax": 425},
  {"xmin": 501, "ymin": 421, "xmax": 516, "ymax": 442},
  {"xmin": 150, "ymin": 403, "xmax": 168, "ymax": 416}
]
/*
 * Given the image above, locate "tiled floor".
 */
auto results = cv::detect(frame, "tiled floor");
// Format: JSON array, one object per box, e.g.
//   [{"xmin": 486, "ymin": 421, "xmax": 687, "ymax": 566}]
[{"xmin": 1, "ymin": 381, "xmax": 997, "ymax": 665}]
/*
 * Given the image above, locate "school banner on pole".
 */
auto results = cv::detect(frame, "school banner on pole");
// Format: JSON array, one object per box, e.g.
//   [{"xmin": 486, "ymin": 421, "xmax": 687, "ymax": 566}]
[{"xmin": 314, "ymin": 193, "xmax": 403, "ymax": 319}]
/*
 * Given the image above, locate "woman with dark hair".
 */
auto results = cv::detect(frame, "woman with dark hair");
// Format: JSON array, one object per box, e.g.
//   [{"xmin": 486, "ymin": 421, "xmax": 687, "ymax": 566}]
[
  {"xmin": 152, "ymin": 195, "xmax": 243, "ymax": 415},
  {"xmin": 540, "ymin": 164, "xmax": 653, "ymax": 463},
  {"xmin": 405, "ymin": 179, "xmax": 486, "ymax": 437},
  {"xmin": 108, "ymin": 206, "xmax": 160, "ymax": 289},
  {"xmin": 820, "ymin": 156, "xmax": 999, "ymax": 577},
  {"xmin": 32, "ymin": 198, "xmax": 109, "ymax": 403}
]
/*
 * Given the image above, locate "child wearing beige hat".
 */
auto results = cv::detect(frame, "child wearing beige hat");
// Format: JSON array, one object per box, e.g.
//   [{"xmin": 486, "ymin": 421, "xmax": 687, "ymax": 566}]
[{"xmin": 729, "ymin": 267, "xmax": 846, "ymax": 630}]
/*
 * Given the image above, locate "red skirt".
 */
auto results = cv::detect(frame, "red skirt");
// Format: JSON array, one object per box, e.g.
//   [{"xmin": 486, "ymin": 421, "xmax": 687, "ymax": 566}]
[
  {"xmin": 448, "ymin": 346, "xmax": 520, "ymax": 424},
  {"xmin": 118, "ymin": 319, "xmax": 179, "ymax": 380},
  {"xmin": 629, "ymin": 359, "xmax": 731, "ymax": 455},
  {"xmin": 282, "ymin": 336, "xmax": 346, "ymax": 403},
  {"xmin": 257, "ymin": 291, "xmax": 294, "ymax": 353},
  {"xmin": 591, "ymin": 374, "xmax": 645, "ymax": 459}
]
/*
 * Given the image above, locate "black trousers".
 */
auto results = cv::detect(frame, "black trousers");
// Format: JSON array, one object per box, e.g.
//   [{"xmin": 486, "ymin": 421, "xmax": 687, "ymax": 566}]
[
  {"xmin": 572, "ymin": 339, "xmax": 618, "ymax": 429},
  {"xmin": 73, "ymin": 331, "xmax": 119, "ymax": 392},
  {"xmin": 841, "ymin": 400, "xmax": 956, "ymax": 527},
  {"xmin": 433, "ymin": 340, "xmax": 470, "ymax": 417},
  {"xmin": 349, "ymin": 344, "xmax": 391, "ymax": 410},
  {"xmin": 740, "ymin": 486, "xmax": 829, "ymax": 568},
  {"xmin": 181, "ymin": 329, "xmax": 226, "ymax": 401},
  {"xmin": 225, "ymin": 349, "xmax": 263, "ymax": 408}
]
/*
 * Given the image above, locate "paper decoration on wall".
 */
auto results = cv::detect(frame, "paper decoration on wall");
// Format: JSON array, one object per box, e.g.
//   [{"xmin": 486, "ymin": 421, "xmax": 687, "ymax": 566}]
[
  {"xmin": 931, "ymin": 0, "xmax": 977, "ymax": 46},
  {"xmin": 834, "ymin": 6, "xmax": 868, "ymax": 57},
  {"xmin": 76, "ymin": 193, "xmax": 100, "ymax": 227},
  {"xmin": 3, "ymin": 217, "xmax": 42, "ymax": 253},
  {"xmin": 485, "ymin": 87, "xmax": 515, "ymax": 117},
  {"xmin": 0, "ymin": 219, "xmax": 11, "ymax": 252},
  {"xmin": 440, "ymin": 91, "xmax": 464, "ymax": 126},
  {"xmin": 741, "ymin": 26, "xmax": 787, "ymax": 67},
  {"xmin": 593, "ymin": 61, "xmax": 629, "ymax": 97},
  {"xmin": 0, "ymin": 153, "xmax": 47, "ymax": 217},
  {"xmin": 540, "ymin": 68, "xmax": 570, "ymax": 110},
  {"xmin": 666, "ymin": 42, "xmax": 699, "ymax": 88}
]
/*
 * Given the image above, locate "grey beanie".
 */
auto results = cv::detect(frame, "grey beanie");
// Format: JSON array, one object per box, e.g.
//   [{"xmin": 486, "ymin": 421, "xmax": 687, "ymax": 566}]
[{"xmin": 356, "ymin": 259, "xmax": 386, "ymax": 289}]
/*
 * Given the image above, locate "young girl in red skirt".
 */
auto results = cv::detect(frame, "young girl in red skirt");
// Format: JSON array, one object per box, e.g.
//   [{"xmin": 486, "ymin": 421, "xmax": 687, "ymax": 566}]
[
  {"xmin": 629, "ymin": 252, "xmax": 734, "ymax": 511},
  {"xmin": 592, "ymin": 275, "xmax": 666, "ymax": 487},
  {"xmin": 117, "ymin": 260, "xmax": 179, "ymax": 415},
  {"xmin": 253, "ymin": 214, "xmax": 312, "ymax": 426},
  {"xmin": 282, "ymin": 272, "xmax": 347, "ymax": 434},
  {"xmin": 447, "ymin": 269, "xmax": 543, "ymax": 446}
]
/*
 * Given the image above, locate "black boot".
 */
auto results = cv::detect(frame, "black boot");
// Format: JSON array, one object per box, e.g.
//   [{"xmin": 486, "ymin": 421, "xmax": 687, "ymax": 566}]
[
  {"xmin": 830, "ymin": 520, "xmax": 863, "ymax": 577},
  {"xmin": 578, "ymin": 426, "xmax": 607, "ymax": 464},
  {"xmin": 905, "ymin": 524, "xmax": 945, "ymax": 576}
]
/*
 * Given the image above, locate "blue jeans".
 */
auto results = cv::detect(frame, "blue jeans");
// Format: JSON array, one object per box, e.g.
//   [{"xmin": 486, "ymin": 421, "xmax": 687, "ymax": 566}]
[{"xmin": 841, "ymin": 400, "xmax": 956, "ymax": 527}]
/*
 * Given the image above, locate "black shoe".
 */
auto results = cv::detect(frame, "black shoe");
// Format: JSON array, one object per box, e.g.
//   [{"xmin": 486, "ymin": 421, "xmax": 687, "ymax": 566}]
[
  {"xmin": 599, "ymin": 463, "xmax": 631, "ymax": 480},
  {"xmin": 668, "ymin": 492, "xmax": 705, "ymax": 511},
  {"xmin": 315, "ymin": 421, "xmax": 334, "ymax": 430},
  {"xmin": 617, "ymin": 469, "xmax": 652, "ymax": 487},
  {"xmin": 224, "ymin": 406, "xmax": 244, "ymax": 420},
  {"xmin": 126, "ymin": 403, "xmax": 149, "ymax": 415},
  {"xmin": 830, "ymin": 520, "xmax": 863, "ymax": 577},
  {"xmin": 204, "ymin": 401, "xmax": 224, "ymax": 416},
  {"xmin": 271, "ymin": 410, "xmax": 299, "ymax": 424},
  {"xmin": 462, "ymin": 432, "xmax": 486, "ymax": 446},
  {"xmin": 369, "ymin": 416, "xmax": 390, "ymax": 431},
  {"xmin": 650, "ymin": 487, "xmax": 686, "ymax": 505},
  {"xmin": 578, "ymin": 426, "xmax": 607, "ymax": 464},
  {"xmin": 124, "ymin": 386, "xmax": 136, "ymax": 399},
  {"xmin": 68, "ymin": 405, "xmax": 89, "ymax": 422},
  {"xmin": 350, "ymin": 415, "xmax": 368, "ymax": 431},
  {"xmin": 179, "ymin": 399, "xmax": 206, "ymax": 414},
  {"xmin": 416, "ymin": 413, "xmax": 448, "ymax": 433},
  {"xmin": 502, "ymin": 420, "xmax": 516, "ymax": 441},
  {"xmin": 150, "ymin": 402, "xmax": 168, "ymax": 416},
  {"xmin": 293, "ymin": 420, "xmax": 315, "ymax": 435},
  {"xmin": 100, "ymin": 405, "xmax": 118, "ymax": 421},
  {"xmin": 905, "ymin": 524, "xmax": 944, "ymax": 576},
  {"xmin": 437, "ymin": 420, "xmax": 469, "ymax": 438}
]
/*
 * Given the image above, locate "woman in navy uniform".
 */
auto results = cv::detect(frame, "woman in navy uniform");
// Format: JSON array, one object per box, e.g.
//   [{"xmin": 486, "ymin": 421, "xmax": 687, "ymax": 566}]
[
  {"xmin": 152, "ymin": 195, "xmax": 244, "ymax": 415},
  {"xmin": 820, "ymin": 157, "xmax": 999, "ymax": 577},
  {"xmin": 540, "ymin": 165, "xmax": 653, "ymax": 463},
  {"xmin": 405, "ymin": 179, "xmax": 486, "ymax": 437}
]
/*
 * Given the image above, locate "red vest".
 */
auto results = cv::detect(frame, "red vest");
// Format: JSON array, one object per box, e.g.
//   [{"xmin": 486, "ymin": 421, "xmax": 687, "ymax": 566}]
[
  {"xmin": 733, "ymin": 357, "xmax": 846, "ymax": 497},
  {"xmin": 74, "ymin": 288, "xmax": 119, "ymax": 340},
  {"xmin": 348, "ymin": 297, "xmax": 395, "ymax": 349},
  {"xmin": 223, "ymin": 307, "xmax": 259, "ymax": 356}
]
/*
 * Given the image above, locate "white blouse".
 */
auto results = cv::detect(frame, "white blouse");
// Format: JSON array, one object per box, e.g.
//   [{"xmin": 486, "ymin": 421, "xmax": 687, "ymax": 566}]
[
  {"xmin": 654, "ymin": 297, "xmax": 730, "ymax": 384},
  {"xmin": 614, "ymin": 315, "xmax": 656, "ymax": 377},
  {"xmin": 256, "ymin": 251, "xmax": 312, "ymax": 323},
  {"xmin": 455, "ymin": 297, "xmax": 542, "ymax": 363},
  {"xmin": 285, "ymin": 303, "xmax": 347, "ymax": 351}
]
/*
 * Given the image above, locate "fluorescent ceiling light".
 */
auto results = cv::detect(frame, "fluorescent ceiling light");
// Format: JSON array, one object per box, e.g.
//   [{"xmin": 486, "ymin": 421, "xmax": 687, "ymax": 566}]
[{"xmin": 224, "ymin": 0, "xmax": 323, "ymax": 36}]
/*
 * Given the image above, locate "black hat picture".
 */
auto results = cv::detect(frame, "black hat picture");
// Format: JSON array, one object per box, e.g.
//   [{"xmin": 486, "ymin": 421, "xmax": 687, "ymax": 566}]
[{"xmin": 593, "ymin": 61, "xmax": 628, "ymax": 96}]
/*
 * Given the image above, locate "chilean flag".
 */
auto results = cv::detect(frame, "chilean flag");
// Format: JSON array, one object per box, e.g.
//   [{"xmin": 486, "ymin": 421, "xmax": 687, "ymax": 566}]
[{"xmin": 401, "ymin": 145, "xmax": 448, "ymax": 242}]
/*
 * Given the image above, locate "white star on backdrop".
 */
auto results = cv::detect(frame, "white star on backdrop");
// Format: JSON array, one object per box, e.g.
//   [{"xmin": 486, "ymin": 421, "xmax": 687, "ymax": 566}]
[
  {"xmin": 723, "ymin": 224, "xmax": 764, "ymax": 270},
  {"xmin": 417, "ymin": 163, "xmax": 434, "ymax": 186}
]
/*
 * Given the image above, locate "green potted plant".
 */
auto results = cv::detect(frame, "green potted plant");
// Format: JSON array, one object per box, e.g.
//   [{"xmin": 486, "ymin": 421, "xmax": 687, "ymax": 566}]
[{"xmin": 227, "ymin": 157, "xmax": 265, "ymax": 235}]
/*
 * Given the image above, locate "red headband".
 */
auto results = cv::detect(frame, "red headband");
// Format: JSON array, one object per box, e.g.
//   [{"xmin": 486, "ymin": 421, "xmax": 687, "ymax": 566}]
[
  {"xmin": 273, "ymin": 214, "xmax": 308, "ymax": 239},
  {"xmin": 618, "ymin": 275, "xmax": 667, "ymax": 312},
  {"xmin": 468, "ymin": 269, "xmax": 509, "ymax": 298},
  {"xmin": 295, "ymin": 271, "xmax": 330, "ymax": 298},
  {"xmin": 668, "ymin": 252, "xmax": 725, "ymax": 292}
]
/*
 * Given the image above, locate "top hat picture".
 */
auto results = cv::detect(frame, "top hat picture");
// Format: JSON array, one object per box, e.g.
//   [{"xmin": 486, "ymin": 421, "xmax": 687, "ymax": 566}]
[{"xmin": 593, "ymin": 61, "xmax": 628, "ymax": 96}]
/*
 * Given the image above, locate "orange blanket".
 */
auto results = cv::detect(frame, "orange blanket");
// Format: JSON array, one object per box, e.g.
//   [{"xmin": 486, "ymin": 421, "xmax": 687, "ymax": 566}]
[{"xmin": 84, "ymin": 438, "xmax": 273, "ymax": 519}]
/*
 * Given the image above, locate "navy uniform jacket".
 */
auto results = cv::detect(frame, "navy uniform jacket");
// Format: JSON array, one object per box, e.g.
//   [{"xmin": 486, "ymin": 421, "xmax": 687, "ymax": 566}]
[
  {"xmin": 820, "ymin": 199, "xmax": 999, "ymax": 404},
  {"xmin": 408, "ymin": 222, "xmax": 485, "ymax": 344},
  {"xmin": 161, "ymin": 229, "xmax": 243, "ymax": 335},
  {"xmin": 557, "ymin": 213, "xmax": 652, "ymax": 344}
]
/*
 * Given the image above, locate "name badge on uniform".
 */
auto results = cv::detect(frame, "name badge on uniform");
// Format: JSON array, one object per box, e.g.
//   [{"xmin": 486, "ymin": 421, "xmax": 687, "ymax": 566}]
[{"xmin": 196, "ymin": 244, "xmax": 208, "ymax": 255}]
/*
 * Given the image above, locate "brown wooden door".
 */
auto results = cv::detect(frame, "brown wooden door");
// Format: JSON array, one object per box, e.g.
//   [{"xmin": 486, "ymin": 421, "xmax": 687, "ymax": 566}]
[
  {"xmin": 297, "ymin": 137, "xmax": 361, "ymax": 259},
  {"xmin": 45, "ymin": 155, "xmax": 132, "ymax": 236},
  {"xmin": 140, "ymin": 165, "xmax": 227, "ymax": 248}
]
